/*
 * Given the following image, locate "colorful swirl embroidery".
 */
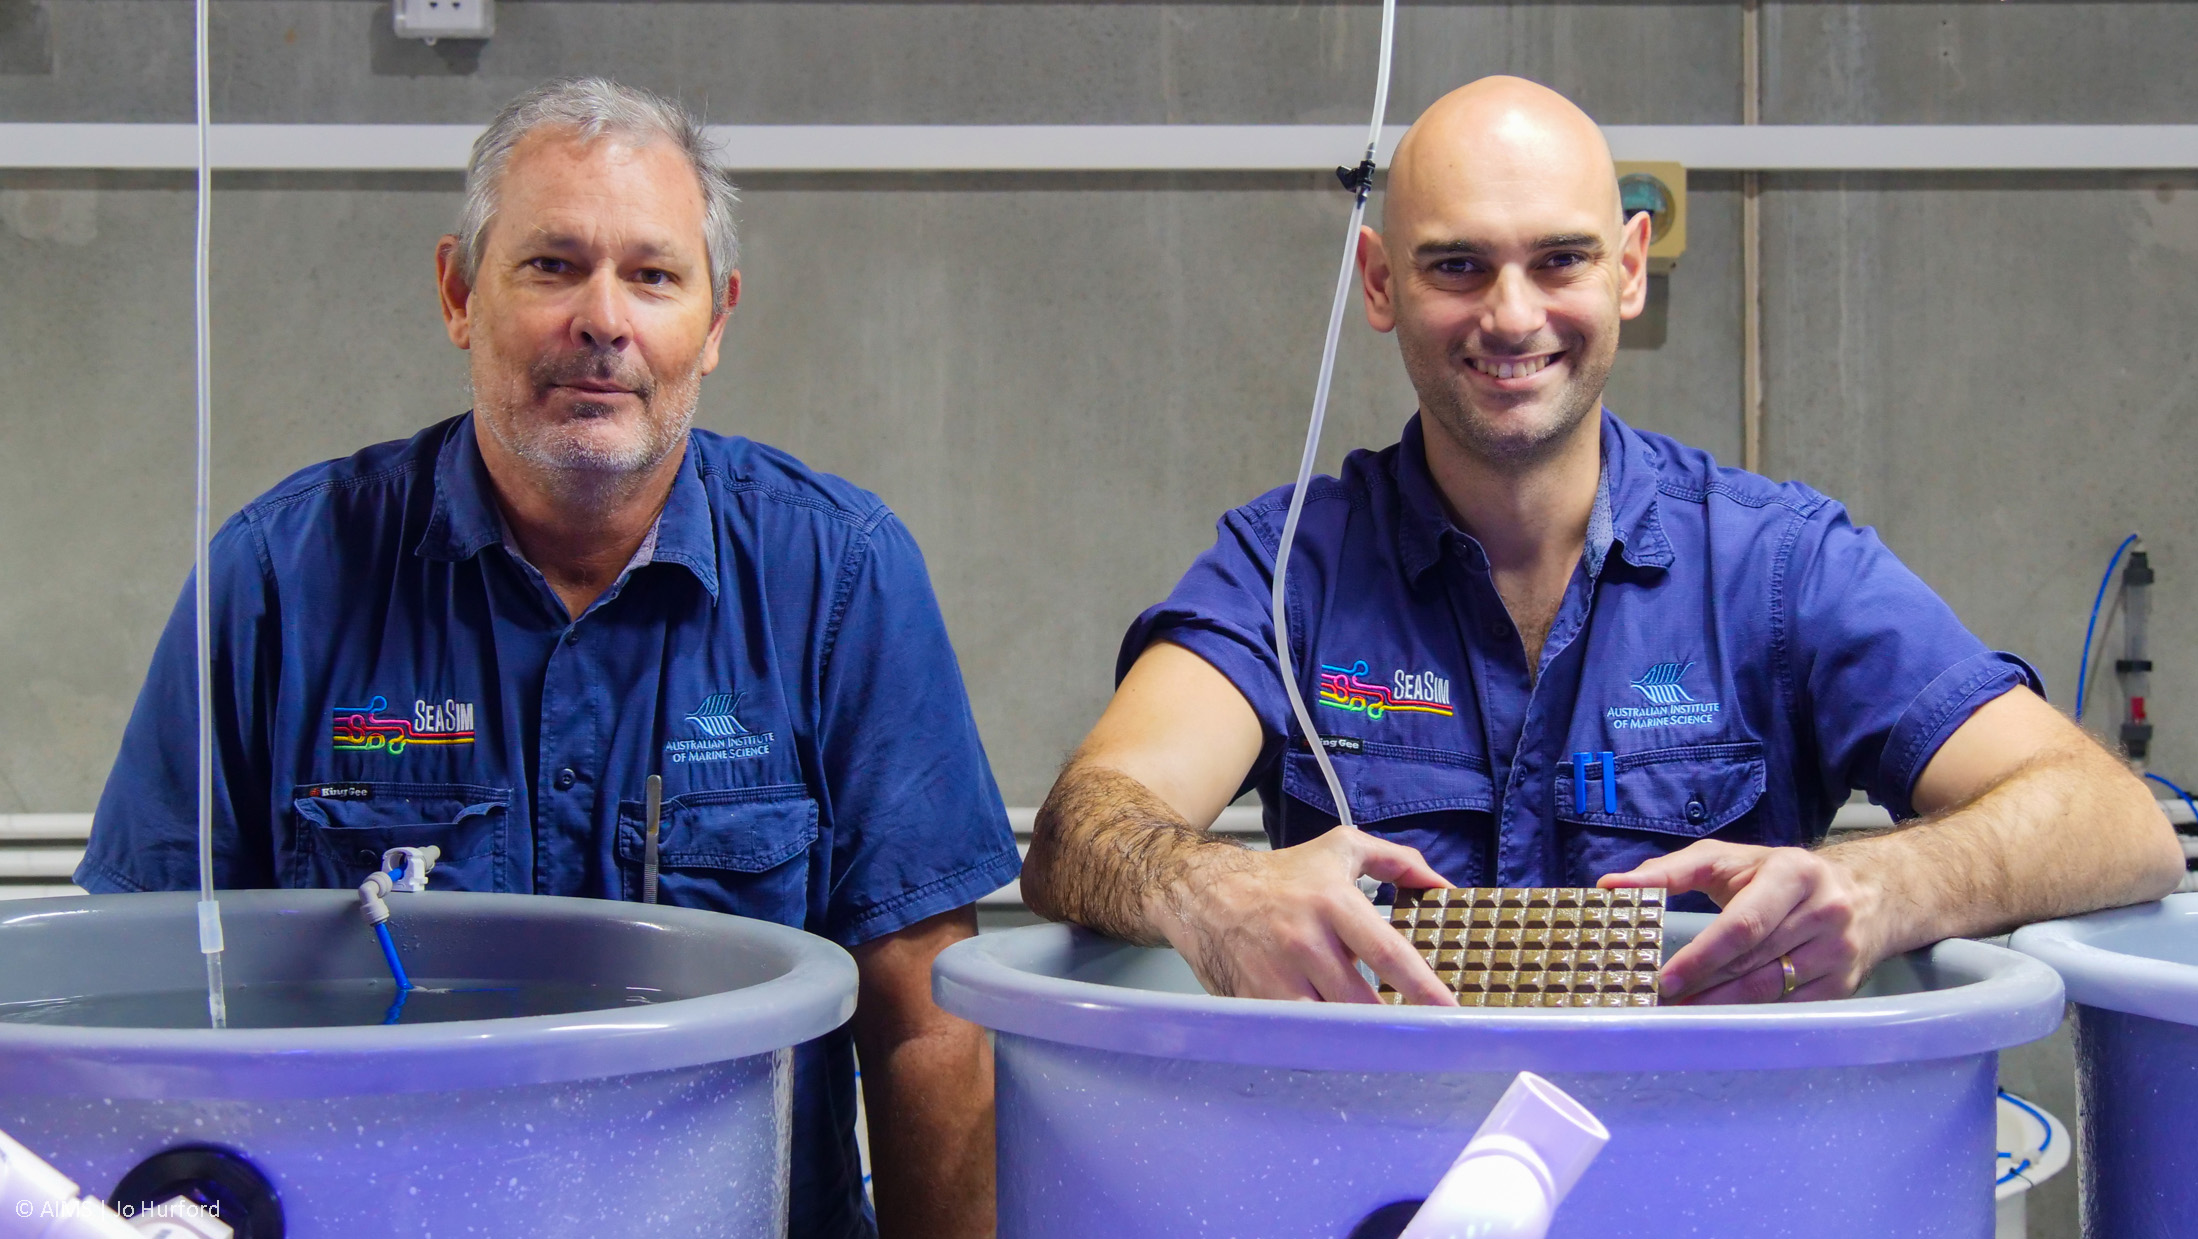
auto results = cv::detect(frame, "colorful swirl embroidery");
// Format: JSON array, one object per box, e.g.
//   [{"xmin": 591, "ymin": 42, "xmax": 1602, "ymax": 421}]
[
  {"xmin": 331, "ymin": 696, "xmax": 476, "ymax": 755},
  {"xmin": 1317, "ymin": 660, "xmax": 1455, "ymax": 721}
]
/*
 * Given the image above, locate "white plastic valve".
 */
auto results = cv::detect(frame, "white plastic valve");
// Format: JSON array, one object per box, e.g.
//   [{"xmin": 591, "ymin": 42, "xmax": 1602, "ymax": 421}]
[
  {"xmin": 381, "ymin": 846, "xmax": 439, "ymax": 893},
  {"xmin": 1398, "ymin": 1072, "xmax": 1610, "ymax": 1239}
]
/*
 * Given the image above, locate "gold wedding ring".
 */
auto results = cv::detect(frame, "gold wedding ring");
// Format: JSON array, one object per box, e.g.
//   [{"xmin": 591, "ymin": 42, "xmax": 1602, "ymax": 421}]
[{"xmin": 1778, "ymin": 953, "xmax": 1798, "ymax": 999}]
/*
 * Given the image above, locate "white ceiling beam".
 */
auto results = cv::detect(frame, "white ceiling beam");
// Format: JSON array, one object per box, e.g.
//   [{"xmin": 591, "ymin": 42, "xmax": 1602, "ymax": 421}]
[{"xmin": 4, "ymin": 123, "xmax": 2197, "ymax": 173}]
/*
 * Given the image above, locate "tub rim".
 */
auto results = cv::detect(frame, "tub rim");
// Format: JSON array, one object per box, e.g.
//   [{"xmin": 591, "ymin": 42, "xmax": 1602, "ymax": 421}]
[
  {"xmin": 2009, "ymin": 893, "xmax": 2198, "ymax": 1024},
  {"xmin": 934, "ymin": 918, "xmax": 2063, "ymax": 1073},
  {"xmin": 0, "ymin": 889, "xmax": 856, "ymax": 1100}
]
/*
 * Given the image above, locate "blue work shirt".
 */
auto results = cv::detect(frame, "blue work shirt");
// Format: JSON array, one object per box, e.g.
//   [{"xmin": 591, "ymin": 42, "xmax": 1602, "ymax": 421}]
[
  {"xmin": 81, "ymin": 414, "xmax": 1022, "ymax": 1239},
  {"xmin": 1124, "ymin": 411, "xmax": 2037, "ymax": 906}
]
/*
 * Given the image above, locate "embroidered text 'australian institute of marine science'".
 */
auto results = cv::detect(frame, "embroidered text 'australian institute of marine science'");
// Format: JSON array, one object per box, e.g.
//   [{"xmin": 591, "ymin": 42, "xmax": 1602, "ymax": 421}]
[
  {"xmin": 664, "ymin": 692, "xmax": 775, "ymax": 764},
  {"xmin": 1606, "ymin": 662, "xmax": 1722, "ymax": 730}
]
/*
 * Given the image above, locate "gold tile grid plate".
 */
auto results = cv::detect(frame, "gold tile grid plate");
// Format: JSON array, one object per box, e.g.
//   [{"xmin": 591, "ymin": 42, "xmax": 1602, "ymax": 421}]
[{"xmin": 1378, "ymin": 886, "xmax": 1667, "ymax": 1008}]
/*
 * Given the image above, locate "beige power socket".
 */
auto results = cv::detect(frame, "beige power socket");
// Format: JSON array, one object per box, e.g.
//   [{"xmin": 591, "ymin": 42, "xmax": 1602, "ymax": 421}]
[{"xmin": 1616, "ymin": 161, "xmax": 1687, "ymax": 274}]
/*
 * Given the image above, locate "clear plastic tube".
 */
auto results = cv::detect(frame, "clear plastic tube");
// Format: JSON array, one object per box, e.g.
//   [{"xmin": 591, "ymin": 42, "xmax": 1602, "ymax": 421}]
[
  {"xmin": 193, "ymin": 0, "xmax": 227, "ymax": 1031},
  {"xmin": 1270, "ymin": 0, "xmax": 1398, "ymax": 831}
]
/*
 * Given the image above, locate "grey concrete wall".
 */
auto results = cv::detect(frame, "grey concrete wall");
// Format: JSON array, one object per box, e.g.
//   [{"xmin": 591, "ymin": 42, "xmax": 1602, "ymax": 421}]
[
  {"xmin": 9, "ymin": 3, "xmax": 2198, "ymax": 1234},
  {"xmin": 4, "ymin": 3, "xmax": 2193, "ymax": 802}
]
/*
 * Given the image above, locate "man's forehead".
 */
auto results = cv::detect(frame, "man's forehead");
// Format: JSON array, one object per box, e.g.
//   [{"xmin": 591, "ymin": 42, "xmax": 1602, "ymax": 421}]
[
  {"xmin": 1386, "ymin": 93, "xmax": 1621, "ymax": 242},
  {"xmin": 1391, "ymin": 169, "xmax": 1618, "ymax": 250},
  {"xmin": 490, "ymin": 132, "xmax": 707, "ymax": 253}
]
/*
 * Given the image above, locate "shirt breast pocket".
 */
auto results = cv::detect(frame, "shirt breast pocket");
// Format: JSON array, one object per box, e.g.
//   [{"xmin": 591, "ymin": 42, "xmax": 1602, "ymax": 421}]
[
  {"xmin": 1281, "ymin": 741, "xmax": 1498, "ymax": 883},
  {"xmin": 616, "ymin": 786, "xmax": 819, "ymax": 926},
  {"xmin": 290, "ymin": 783, "xmax": 511, "ymax": 892},
  {"xmin": 1555, "ymin": 742, "xmax": 1768, "ymax": 885}
]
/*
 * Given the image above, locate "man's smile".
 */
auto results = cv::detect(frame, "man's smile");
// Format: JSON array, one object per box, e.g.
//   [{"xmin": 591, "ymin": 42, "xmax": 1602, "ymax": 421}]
[{"xmin": 1463, "ymin": 350, "xmax": 1565, "ymax": 384}]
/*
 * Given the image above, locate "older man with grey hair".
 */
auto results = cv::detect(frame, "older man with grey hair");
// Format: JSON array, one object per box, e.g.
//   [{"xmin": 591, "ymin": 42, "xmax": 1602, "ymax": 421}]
[{"xmin": 81, "ymin": 78, "xmax": 1019, "ymax": 1238}]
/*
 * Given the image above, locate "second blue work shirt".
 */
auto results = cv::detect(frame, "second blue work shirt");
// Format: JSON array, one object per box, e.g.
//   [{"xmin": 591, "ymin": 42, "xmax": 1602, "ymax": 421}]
[
  {"xmin": 79, "ymin": 413, "xmax": 1022, "ymax": 1239},
  {"xmin": 1124, "ymin": 411, "xmax": 2037, "ymax": 906}
]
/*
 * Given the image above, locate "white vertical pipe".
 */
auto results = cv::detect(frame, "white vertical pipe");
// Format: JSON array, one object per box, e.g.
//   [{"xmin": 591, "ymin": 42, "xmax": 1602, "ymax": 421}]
[
  {"xmin": 193, "ymin": 0, "xmax": 228, "ymax": 1030},
  {"xmin": 1740, "ymin": 0, "xmax": 1765, "ymax": 475}
]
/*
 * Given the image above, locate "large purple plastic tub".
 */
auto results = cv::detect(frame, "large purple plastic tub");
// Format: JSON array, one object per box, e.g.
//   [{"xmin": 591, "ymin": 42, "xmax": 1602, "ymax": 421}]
[
  {"xmin": 2010, "ymin": 892, "xmax": 2198, "ymax": 1238},
  {"xmin": 0, "ymin": 890, "xmax": 855, "ymax": 1238},
  {"xmin": 938, "ymin": 913, "xmax": 2061, "ymax": 1238}
]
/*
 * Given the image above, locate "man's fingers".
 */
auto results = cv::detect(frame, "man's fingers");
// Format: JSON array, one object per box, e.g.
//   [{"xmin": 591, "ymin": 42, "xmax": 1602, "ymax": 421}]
[
  {"xmin": 1675, "ymin": 934, "xmax": 1852, "ymax": 1006},
  {"xmin": 1605, "ymin": 838, "xmax": 1789, "ymax": 916},
  {"xmin": 1598, "ymin": 839, "xmax": 1743, "ymax": 899},
  {"xmin": 1334, "ymin": 898, "xmax": 1457, "ymax": 1007},
  {"xmin": 1297, "ymin": 923, "xmax": 1383, "ymax": 1004},
  {"xmin": 1659, "ymin": 863, "xmax": 1810, "ymax": 998},
  {"xmin": 1674, "ymin": 959, "xmax": 1784, "ymax": 1006},
  {"xmin": 1352, "ymin": 836, "xmax": 1451, "ymax": 890}
]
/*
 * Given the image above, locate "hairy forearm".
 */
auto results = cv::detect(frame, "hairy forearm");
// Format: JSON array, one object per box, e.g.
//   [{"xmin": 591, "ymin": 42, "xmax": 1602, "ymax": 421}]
[
  {"xmin": 1823, "ymin": 743, "xmax": 2181, "ymax": 951},
  {"xmin": 1024, "ymin": 762, "xmax": 1249, "ymax": 945},
  {"xmin": 859, "ymin": 1018, "xmax": 995, "ymax": 1239}
]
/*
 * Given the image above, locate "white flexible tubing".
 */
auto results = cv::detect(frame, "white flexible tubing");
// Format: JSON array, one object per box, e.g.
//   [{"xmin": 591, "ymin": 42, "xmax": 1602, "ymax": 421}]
[
  {"xmin": 0, "ymin": 1128, "xmax": 143, "ymax": 1238},
  {"xmin": 1270, "ymin": 0, "xmax": 1397, "ymax": 832},
  {"xmin": 1397, "ymin": 1072, "xmax": 1612, "ymax": 1239},
  {"xmin": 192, "ymin": 0, "xmax": 228, "ymax": 1030}
]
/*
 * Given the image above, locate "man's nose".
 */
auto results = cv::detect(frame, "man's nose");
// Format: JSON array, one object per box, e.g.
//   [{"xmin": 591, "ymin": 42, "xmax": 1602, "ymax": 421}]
[
  {"xmin": 1482, "ymin": 266, "xmax": 1547, "ymax": 341},
  {"xmin": 571, "ymin": 271, "xmax": 634, "ymax": 352}
]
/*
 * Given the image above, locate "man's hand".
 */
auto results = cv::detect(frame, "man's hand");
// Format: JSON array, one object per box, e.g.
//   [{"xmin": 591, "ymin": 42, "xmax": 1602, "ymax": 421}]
[
  {"xmin": 1604, "ymin": 688, "xmax": 2184, "ymax": 1006},
  {"xmin": 1601, "ymin": 841, "xmax": 1885, "ymax": 1004},
  {"xmin": 1024, "ymin": 642, "xmax": 1459, "ymax": 1005},
  {"xmin": 1152, "ymin": 826, "xmax": 1459, "ymax": 1005}
]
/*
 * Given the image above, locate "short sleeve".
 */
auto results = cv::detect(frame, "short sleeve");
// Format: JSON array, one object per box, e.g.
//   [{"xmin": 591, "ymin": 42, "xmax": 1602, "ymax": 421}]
[
  {"xmin": 815, "ymin": 514, "xmax": 1019, "ymax": 947},
  {"xmin": 1118, "ymin": 506, "xmax": 1298, "ymax": 756},
  {"xmin": 1787, "ymin": 503, "xmax": 2041, "ymax": 820},
  {"xmin": 77, "ymin": 514, "xmax": 281, "ymax": 893}
]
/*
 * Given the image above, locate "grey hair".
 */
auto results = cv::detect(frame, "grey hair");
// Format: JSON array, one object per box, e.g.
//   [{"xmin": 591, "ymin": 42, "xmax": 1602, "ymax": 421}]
[{"xmin": 458, "ymin": 77, "xmax": 740, "ymax": 305}]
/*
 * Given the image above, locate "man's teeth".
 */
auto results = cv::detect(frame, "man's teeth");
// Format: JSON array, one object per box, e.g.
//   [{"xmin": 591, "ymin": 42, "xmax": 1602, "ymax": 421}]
[{"xmin": 1469, "ymin": 354, "xmax": 1558, "ymax": 379}]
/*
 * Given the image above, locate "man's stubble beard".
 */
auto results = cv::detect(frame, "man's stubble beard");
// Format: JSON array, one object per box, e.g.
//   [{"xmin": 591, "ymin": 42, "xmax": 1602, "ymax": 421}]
[
  {"xmin": 472, "ymin": 344, "xmax": 705, "ymax": 505},
  {"xmin": 1397, "ymin": 324, "xmax": 1614, "ymax": 472}
]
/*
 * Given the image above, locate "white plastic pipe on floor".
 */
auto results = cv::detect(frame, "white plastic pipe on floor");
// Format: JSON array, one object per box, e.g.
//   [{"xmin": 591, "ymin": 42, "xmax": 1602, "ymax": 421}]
[
  {"xmin": 0, "ymin": 1128, "xmax": 230, "ymax": 1239},
  {"xmin": 1399, "ymin": 1073, "xmax": 1610, "ymax": 1239}
]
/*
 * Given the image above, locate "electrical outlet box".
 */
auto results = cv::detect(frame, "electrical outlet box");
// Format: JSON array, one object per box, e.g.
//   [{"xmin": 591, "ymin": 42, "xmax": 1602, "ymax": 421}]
[
  {"xmin": 393, "ymin": 0, "xmax": 494, "ymax": 42},
  {"xmin": 1615, "ymin": 161, "xmax": 1687, "ymax": 274}
]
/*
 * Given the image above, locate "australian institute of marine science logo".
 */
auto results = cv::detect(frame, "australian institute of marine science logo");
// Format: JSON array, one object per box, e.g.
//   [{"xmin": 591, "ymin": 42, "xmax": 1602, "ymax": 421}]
[
  {"xmin": 1605, "ymin": 661, "xmax": 1722, "ymax": 730},
  {"xmin": 663, "ymin": 691, "xmax": 774, "ymax": 765},
  {"xmin": 331, "ymin": 695, "xmax": 477, "ymax": 755},
  {"xmin": 1317, "ymin": 660, "xmax": 1455, "ymax": 722}
]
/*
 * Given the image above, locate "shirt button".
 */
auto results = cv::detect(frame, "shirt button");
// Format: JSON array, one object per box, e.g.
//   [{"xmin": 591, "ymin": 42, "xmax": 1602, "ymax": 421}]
[
  {"xmin": 1685, "ymin": 797, "xmax": 1708, "ymax": 824},
  {"xmin": 1486, "ymin": 619, "xmax": 1512, "ymax": 640},
  {"xmin": 355, "ymin": 848, "xmax": 379, "ymax": 867},
  {"xmin": 555, "ymin": 767, "xmax": 578, "ymax": 791},
  {"xmin": 563, "ymin": 628, "xmax": 580, "ymax": 646}
]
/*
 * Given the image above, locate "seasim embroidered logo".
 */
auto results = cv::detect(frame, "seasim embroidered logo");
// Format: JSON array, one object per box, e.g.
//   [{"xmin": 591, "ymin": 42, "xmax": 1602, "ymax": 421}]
[
  {"xmin": 331, "ymin": 695, "xmax": 476, "ymax": 756},
  {"xmin": 664, "ymin": 691, "xmax": 775, "ymax": 764}
]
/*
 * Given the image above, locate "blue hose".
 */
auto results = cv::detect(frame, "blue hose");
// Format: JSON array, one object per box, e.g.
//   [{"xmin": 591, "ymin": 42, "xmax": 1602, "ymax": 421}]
[
  {"xmin": 2075, "ymin": 534, "xmax": 2140, "ymax": 723},
  {"xmin": 2145, "ymin": 772, "xmax": 2198, "ymax": 829},
  {"xmin": 1996, "ymin": 1089, "xmax": 2053, "ymax": 1186},
  {"xmin": 373, "ymin": 919, "xmax": 413, "ymax": 992}
]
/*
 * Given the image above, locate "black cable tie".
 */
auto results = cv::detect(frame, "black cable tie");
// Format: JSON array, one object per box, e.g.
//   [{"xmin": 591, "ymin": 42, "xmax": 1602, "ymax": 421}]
[{"xmin": 1336, "ymin": 159, "xmax": 1377, "ymax": 195}]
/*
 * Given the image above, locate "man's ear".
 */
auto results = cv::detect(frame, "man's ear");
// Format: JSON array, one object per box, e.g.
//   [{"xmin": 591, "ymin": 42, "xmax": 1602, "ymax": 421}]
[
  {"xmin": 435, "ymin": 235, "xmax": 475, "ymax": 350},
  {"xmin": 1358, "ymin": 225, "xmax": 1398, "ymax": 334},
  {"xmin": 1616, "ymin": 209, "xmax": 1652, "ymax": 321},
  {"xmin": 698, "ymin": 270, "xmax": 741, "ymax": 378}
]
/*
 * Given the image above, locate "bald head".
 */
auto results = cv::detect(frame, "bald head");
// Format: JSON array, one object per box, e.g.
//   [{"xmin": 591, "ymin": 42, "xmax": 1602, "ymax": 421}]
[
  {"xmin": 1386, "ymin": 76, "xmax": 1622, "ymax": 239},
  {"xmin": 1357, "ymin": 76, "xmax": 1648, "ymax": 471}
]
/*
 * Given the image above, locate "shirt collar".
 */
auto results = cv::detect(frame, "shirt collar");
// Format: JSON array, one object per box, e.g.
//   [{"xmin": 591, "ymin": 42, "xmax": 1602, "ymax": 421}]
[
  {"xmin": 417, "ymin": 414, "xmax": 721, "ymax": 599},
  {"xmin": 1394, "ymin": 408, "xmax": 1673, "ymax": 583}
]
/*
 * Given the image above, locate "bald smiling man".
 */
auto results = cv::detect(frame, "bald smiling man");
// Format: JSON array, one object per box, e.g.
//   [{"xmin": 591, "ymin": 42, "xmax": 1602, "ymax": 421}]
[{"xmin": 1021, "ymin": 77, "xmax": 2182, "ymax": 1006}]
